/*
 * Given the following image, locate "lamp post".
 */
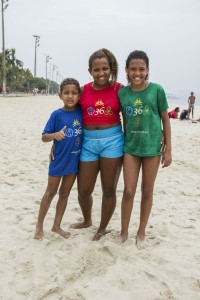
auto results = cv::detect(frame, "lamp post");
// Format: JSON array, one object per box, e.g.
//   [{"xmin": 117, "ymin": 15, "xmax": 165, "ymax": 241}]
[
  {"xmin": 45, "ymin": 55, "xmax": 51, "ymax": 95},
  {"xmin": 1, "ymin": 0, "xmax": 9, "ymax": 97},
  {"xmin": 55, "ymin": 68, "xmax": 59, "ymax": 94},
  {"xmin": 52, "ymin": 65, "xmax": 57, "ymax": 94},
  {"xmin": 33, "ymin": 35, "xmax": 40, "ymax": 78},
  {"xmin": 48, "ymin": 59, "xmax": 52, "ymax": 94},
  {"xmin": 52, "ymin": 65, "xmax": 56, "ymax": 82},
  {"xmin": 56, "ymin": 68, "xmax": 59, "ymax": 84}
]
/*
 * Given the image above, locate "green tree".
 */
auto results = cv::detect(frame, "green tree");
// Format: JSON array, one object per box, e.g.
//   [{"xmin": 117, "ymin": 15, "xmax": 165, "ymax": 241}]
[
  {"xmin": 0, "ymin": 48, "xmax": 59, "ymax": 93},
  {"xmin": 6, "ymin": 49, "xmax": 23, "ymax": 91}
]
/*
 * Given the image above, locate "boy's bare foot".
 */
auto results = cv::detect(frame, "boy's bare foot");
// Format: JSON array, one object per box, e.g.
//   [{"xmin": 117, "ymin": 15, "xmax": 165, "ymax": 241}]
[
  {"xmin": 34, "ymin": 229, "xmax": 44, "ymax": 240},
  {"xmin": 92, "ymin": 229, "xmax": 112, "ymax": 241},
  {"xmin": 70, "ymin": 220, "xmax": 92, "ymax": 229},
  {"xmin": 120, "ymin": 234, "xmax": 128, "ymax": 243},
  {"xmin": 51, "ymin": 227, "xmax": 71, "ymax": 239}
]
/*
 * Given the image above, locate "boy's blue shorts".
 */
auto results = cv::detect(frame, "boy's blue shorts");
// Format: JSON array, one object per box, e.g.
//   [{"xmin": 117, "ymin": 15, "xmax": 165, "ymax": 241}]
[{"xmin": 80, "ymin": 125, "xmax": 124, "ymax": 162}]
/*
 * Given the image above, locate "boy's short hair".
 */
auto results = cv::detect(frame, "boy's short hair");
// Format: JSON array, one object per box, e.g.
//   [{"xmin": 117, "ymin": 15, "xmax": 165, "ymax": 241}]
[{"xmin": 60, "ymin": 78, "xmax": 81, "ymax": 94}]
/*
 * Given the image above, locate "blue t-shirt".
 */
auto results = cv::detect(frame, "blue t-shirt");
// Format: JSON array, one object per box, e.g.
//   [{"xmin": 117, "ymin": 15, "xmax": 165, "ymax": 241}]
[{"xmin": 43, "ymin": 105, "xmax": 83, "ymax": 176}]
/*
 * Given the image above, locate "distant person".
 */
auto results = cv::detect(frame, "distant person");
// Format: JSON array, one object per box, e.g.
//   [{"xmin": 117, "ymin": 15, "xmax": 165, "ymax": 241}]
[
  {"xmin": 188, "ymin": 92, "xmax": 195, "ymax": 118},
  {"xmin": 34, "ymin": 78, "xmax": 83, "ymax": 240},
  {"xmin": 168, "ymin": 107, "xmax": 180, "ymax": 119},
  {"xmin": 180, "ymin": 109, "xmax": 189, "ymax": 120},
  {"xmin": 33, "ymin": 88, "xmax": 38, "ymax": 96}
]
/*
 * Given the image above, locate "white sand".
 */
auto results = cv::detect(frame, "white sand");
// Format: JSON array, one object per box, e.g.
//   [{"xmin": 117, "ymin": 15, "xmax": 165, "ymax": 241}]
[{"xmin": 0, "ymin": 95, "xmax": 200, "ymax": 300}]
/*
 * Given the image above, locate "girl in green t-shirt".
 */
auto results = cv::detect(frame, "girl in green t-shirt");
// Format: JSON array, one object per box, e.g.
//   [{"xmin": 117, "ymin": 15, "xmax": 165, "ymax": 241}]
[{"xmin": 118, "ymin": 50, "xmax": 172, "ymax": 249}]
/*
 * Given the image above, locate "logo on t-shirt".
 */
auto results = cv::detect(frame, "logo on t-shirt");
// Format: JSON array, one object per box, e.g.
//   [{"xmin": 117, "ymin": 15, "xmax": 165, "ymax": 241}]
[
  {"xmin": 87, "ymin": 107, "xmax": 95, "ymax": 115},
  {"xmin": 73, "ymin": 119, "xmax": 81, "ymax": 127},
  {"xmin": 126, "ymin": 98, "xmax": 152, "ymax": 117},
  {"xmin": 134, "ymin": 98, "xmax": 143, "ymax": 106},
  {"xmin": 75, "ymin": 137, "xmax": 81, "ymax": 146},
  {"xmin": 95, "ymin": 100, "xmax": 104, "ymax": 106},
  {"xmin": 87, "ymin": 100, "xmax": 113, "ymax": 116},
  {"xmin": 126, "ymin": 106, "xmax": 133, "ymax": 116},
  {"xmin": 65, "ymin": 119, "xmax": 82, "ymax": 138},
  {"xmin": 104, "ymin": 106, "xmax": 113, "ymax": 115},
  {"xmin": 66, "ymin": 128, "xmax": 74, "ymax": 137}
]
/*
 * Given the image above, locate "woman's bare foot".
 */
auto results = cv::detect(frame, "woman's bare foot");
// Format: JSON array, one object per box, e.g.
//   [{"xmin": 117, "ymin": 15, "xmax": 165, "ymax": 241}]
[
  {"xmin": 92, "ymin": 229, "xmax": 112, "ymax": 241},
  {"xmin": 51, "ymin": 227, "xmax": 71, "ymax": 238},
  {"xmin": 70, "ymin": 220, "xmax": 92, "ymax": 229},
  {"xmin": 34, "ymin": 228, "xmax": 44, "ymax": 240}
]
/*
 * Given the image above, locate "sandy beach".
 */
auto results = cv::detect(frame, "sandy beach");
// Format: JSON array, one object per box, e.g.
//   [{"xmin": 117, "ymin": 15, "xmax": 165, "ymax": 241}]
[{"xmin": 0, "ymin": 95, "xmax": 200, "ymax": 300}]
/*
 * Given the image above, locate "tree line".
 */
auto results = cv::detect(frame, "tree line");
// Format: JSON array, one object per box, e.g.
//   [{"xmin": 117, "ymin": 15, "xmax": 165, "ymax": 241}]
[{"xmin": 0, "ymin": 48, "xmax": 59, "ymax": 93}]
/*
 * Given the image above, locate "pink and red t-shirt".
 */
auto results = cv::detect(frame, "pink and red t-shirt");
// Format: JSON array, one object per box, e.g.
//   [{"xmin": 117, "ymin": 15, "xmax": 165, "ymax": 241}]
[
  {"xmin": 79, "ymin": 82, "xmax": 121, "ymax": 125},
  {"xmin": 168, "ymin": 110, "xmax": 176, "ymax": 118}
]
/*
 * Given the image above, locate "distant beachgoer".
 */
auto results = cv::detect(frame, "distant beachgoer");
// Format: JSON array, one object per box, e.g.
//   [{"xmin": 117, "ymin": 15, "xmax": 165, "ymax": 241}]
[
  {"xmin": 168, "ymin": 107, "xmax": 180, "ymax": 119},
  {"xmin": 33, "ymin": 88, "xmax": 38, "ymax": 96},
  {"xmin": 180, "ymin": 109, "xmax": 189, "ymax": 120},
  {"xmin": 34, "ymin": 78, "xmax": 83, "ymax": 240},
  {"xmin": 188, "ymin": 92, "xmax": 195, "ymax": 118}
]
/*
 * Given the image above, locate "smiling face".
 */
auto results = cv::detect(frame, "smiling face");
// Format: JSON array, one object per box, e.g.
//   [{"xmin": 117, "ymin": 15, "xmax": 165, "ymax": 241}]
[
  {"xmin": 126, "ymin": 58, "xmax": 149, "ymax": 91},
  {"xmin": 59, "ymin": 84, "xmax": 80, "ymax": 111},
  {"xmin": 89, "ymin": 57, "xmax": 111, "ymax": 89}
]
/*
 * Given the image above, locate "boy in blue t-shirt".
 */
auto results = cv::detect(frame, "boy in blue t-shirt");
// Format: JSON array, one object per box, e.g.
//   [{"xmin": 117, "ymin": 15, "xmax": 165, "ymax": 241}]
[{"xmin": 34, "ymin": 78, "xmax": 83, "ymax": 240}]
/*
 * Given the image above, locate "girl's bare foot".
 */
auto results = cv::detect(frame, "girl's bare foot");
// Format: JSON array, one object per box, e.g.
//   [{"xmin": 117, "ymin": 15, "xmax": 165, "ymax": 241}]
[
  {"xmin": 120, "ymin": 234, "xmax": 128, "ymax": 243},
  {"xmin": 136, "ymin": 235, "xmax": 149, "ymax": 250},
  {"xmin": 51, "ymin": 227, "xmax": 71, "ymax": 238},
  {"xmin": 70, "ymin": 220, "xmax": 92, "ymax": 229},
  {"xmin": 92, "ymin": 229, "xmax": 112, "ymax": 241},
  {"xmin": 34, "ymin": 228, "xmax": 44, "ymax": 240}
]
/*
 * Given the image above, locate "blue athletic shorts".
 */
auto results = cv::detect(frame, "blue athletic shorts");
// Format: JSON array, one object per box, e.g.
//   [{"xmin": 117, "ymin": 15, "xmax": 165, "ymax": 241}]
[{"xmin": 80, "ymin": 125, "xmax": 124, "ymax": 162}]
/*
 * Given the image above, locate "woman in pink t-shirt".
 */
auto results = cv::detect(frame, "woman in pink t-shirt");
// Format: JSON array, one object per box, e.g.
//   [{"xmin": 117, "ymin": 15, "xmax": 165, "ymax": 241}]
[{"xmin": 71, "ymin": 48, "xmax": 124, "ymax": 240}]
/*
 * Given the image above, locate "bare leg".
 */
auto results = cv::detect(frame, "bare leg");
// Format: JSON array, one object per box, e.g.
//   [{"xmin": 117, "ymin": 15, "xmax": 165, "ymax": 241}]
[
  {"xmin": 120, "ymin": 154, "xmax": 141, "ymax": 242},
  {"xmin": 70, "ymin": 161, "xmax": 99, "ymax": 229},
  {"xmin": 93, "ymin": 156, "xmax": 122, "ymax": 241},
  {"xmin": 137, "ymin": 156, "xmax": 160, "ymax": 241},
  {"xmin": 51, "ymin": 174, "xmax": 76, "ymax": 238},
  {"xmin": 34, "ymin": 176, "xmax": 61, "ymax": 239}
]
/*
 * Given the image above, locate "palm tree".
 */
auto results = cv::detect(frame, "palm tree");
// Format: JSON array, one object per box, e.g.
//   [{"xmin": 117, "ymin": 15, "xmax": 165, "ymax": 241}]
[
  {"xmin": 6, "ymin": 49, "xmax": 23, "ymax": 91},
  {"xmin": 22, "ymin": 68, "xmax": 33, "ymax": 91}
]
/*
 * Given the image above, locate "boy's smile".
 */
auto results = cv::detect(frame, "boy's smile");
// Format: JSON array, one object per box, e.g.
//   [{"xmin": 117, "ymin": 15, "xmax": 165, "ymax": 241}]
[{"xmin": 59, "ymin": 84, "xmax": 80, "ymax": 111}]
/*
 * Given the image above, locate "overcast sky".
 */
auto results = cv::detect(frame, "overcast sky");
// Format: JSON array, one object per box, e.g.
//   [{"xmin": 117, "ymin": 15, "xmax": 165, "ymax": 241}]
[{"xmin": 1, "ymin": 0, "xmax": 200, "ymax": 99}]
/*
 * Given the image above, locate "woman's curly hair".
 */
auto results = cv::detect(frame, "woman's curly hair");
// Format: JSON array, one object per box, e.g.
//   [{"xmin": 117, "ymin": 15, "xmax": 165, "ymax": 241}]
[{"xmin": 88, "ymin": 48, "xmax": 118, "ymax": 84}]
